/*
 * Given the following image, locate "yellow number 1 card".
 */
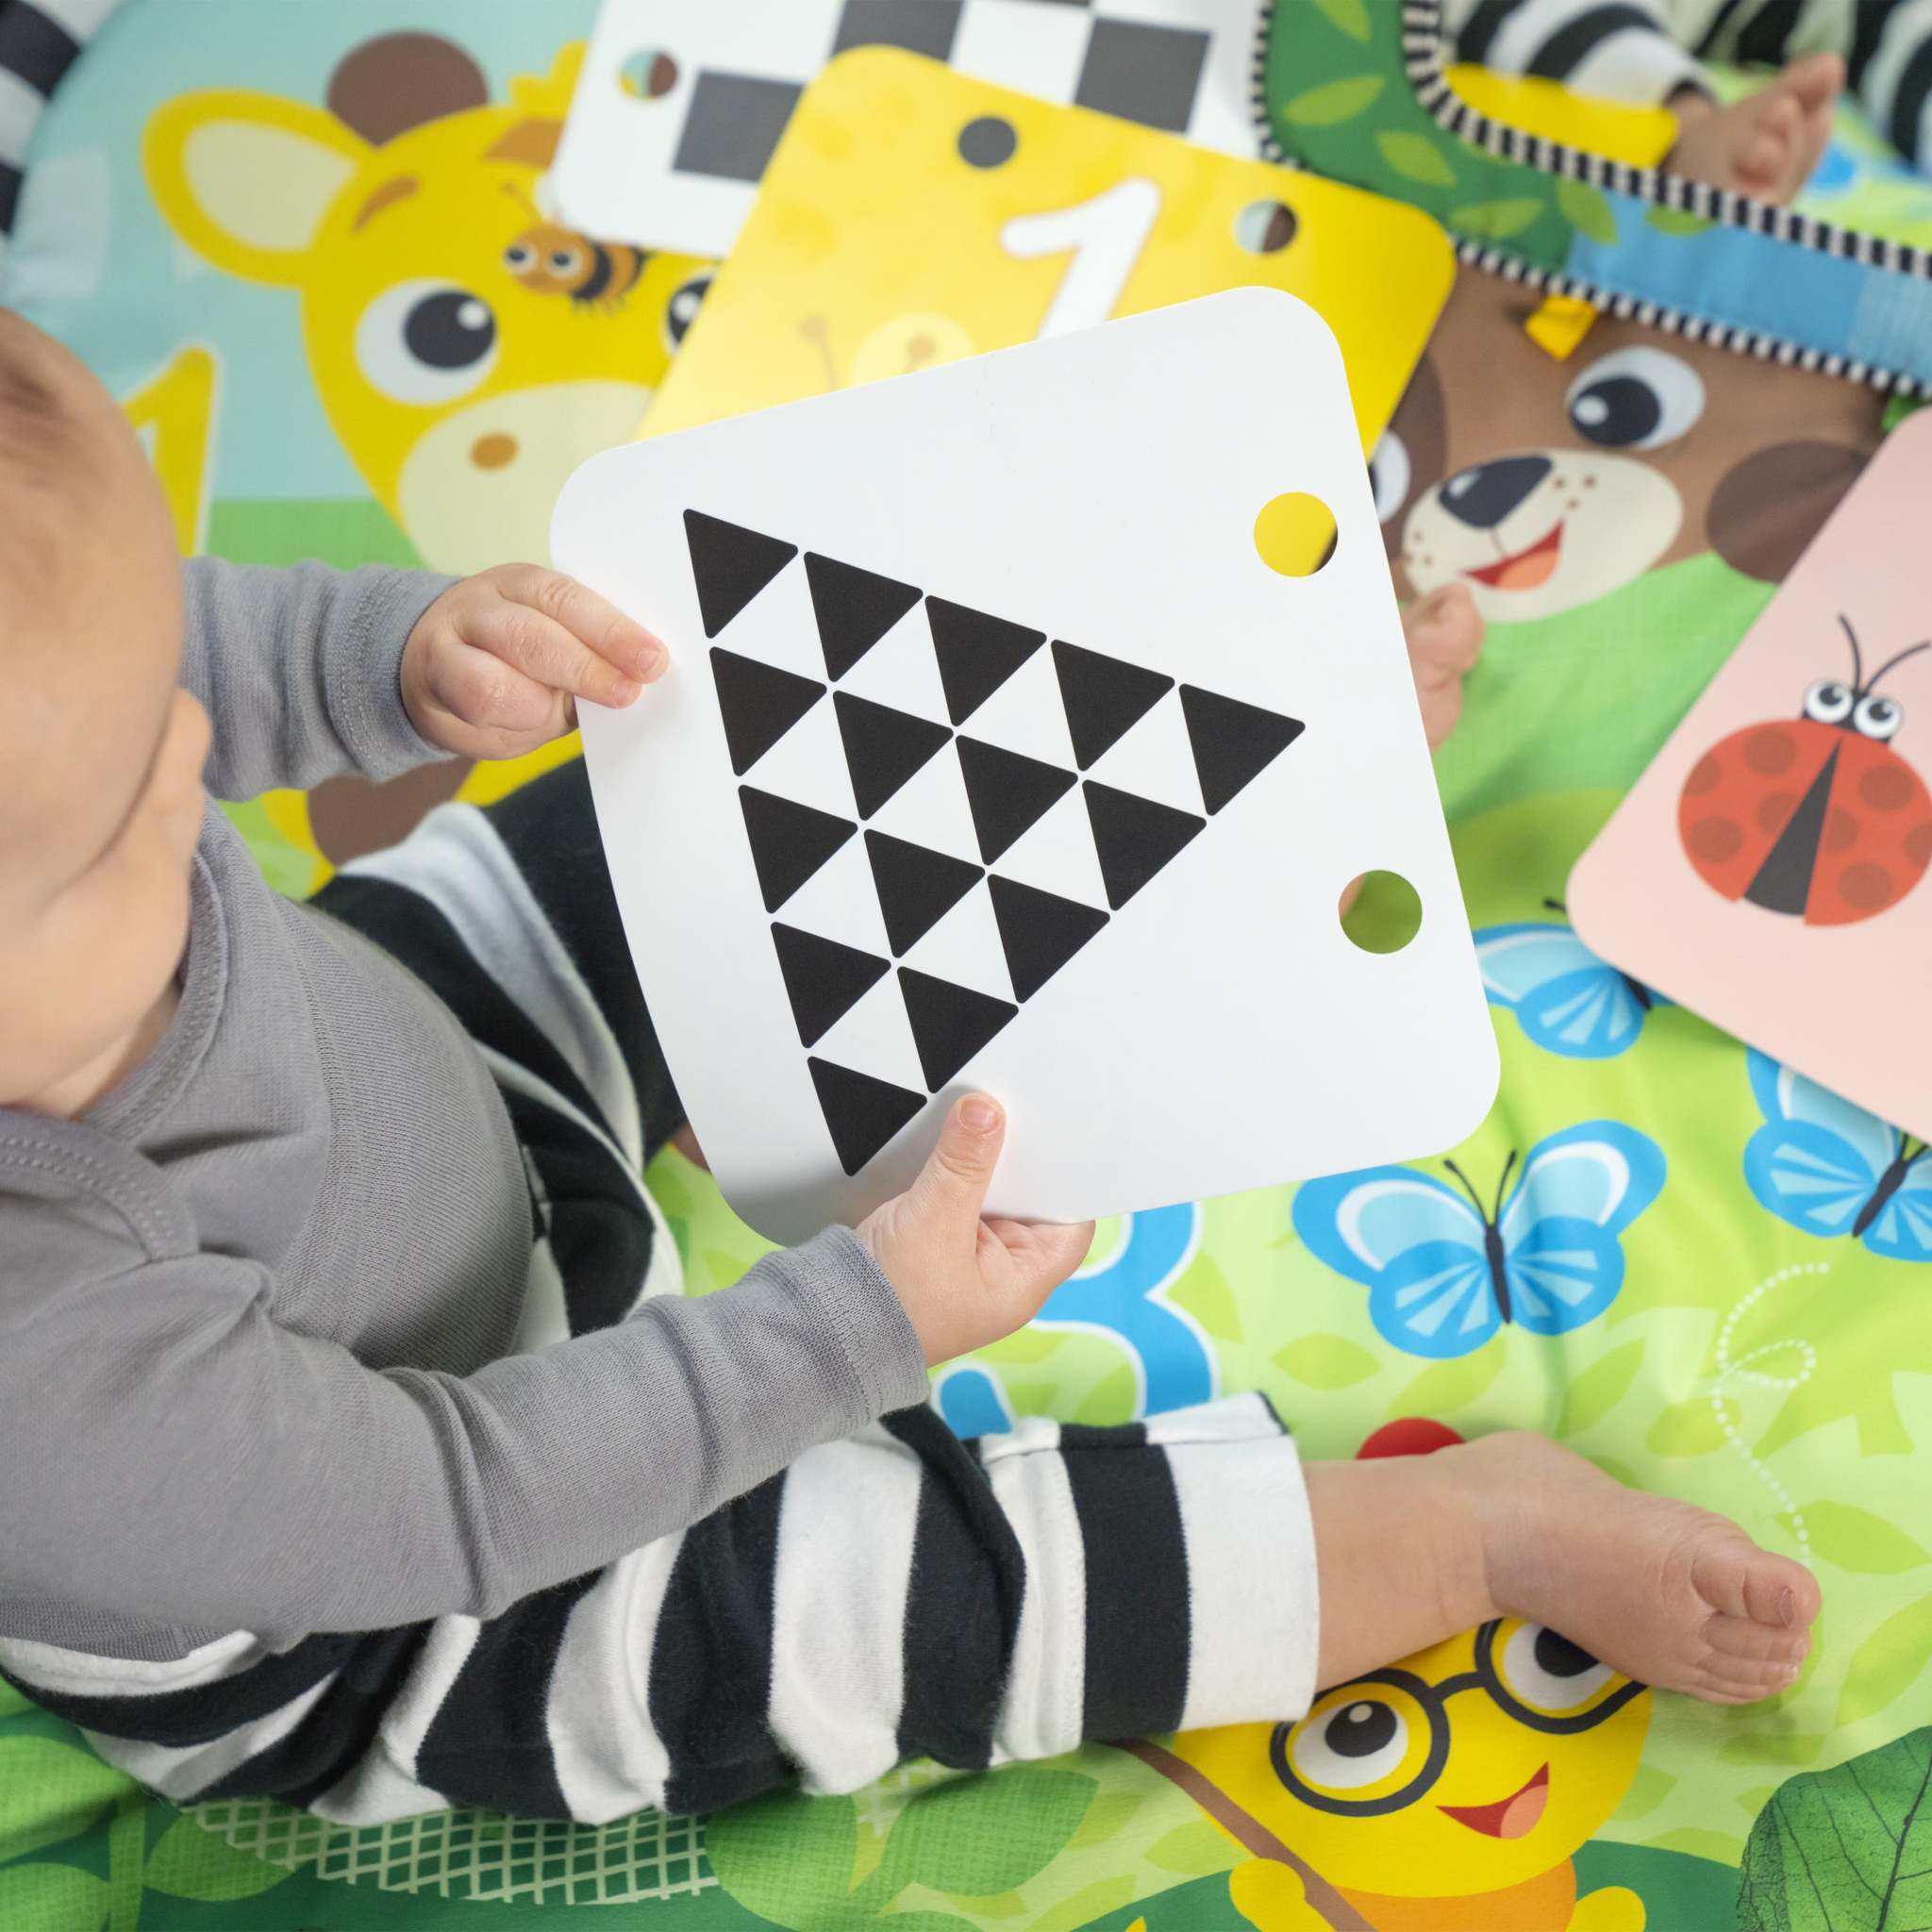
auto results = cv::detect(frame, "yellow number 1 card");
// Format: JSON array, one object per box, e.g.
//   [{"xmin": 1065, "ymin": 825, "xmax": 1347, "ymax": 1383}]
[{"xmin": 644, "ymin": 48, "xmax": 1453, "ymax": 457}]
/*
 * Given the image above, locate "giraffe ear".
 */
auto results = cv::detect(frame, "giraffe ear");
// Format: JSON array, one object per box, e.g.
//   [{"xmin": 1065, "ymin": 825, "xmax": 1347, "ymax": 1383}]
[{"xmin": 143, "ymin": 90, "xmax": 368, "ymax": 286}]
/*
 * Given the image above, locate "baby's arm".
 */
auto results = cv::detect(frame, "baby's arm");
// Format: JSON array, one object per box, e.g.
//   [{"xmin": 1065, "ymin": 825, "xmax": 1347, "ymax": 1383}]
[{"xmin": 180, "ymin": 558, "xmax": 659, "ymax": 803}]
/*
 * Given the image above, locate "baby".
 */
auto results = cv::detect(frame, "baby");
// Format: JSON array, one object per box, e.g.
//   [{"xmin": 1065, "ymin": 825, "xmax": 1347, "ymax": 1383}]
[
  {"xmin": 1443, "ymin": 0, "xmax": 1880, "ymax": 202},
  {"xmin": 0, "ymin": 311, "xmax": 1812, "ymax": 1827}
]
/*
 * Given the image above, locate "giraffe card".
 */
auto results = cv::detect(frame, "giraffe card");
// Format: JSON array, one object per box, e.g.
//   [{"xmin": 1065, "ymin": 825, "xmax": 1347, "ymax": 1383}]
[
  {"xmin": 555, "ymin": 291, "xmax": 1497, "ymax": 1243},
  {"xmin": 1571, "ymin": 410, "xmax": 1932, "ymax": 1150},
  {"xmin": 639, "ymin": 47, "xmax": 1453, "ymax": 458}
]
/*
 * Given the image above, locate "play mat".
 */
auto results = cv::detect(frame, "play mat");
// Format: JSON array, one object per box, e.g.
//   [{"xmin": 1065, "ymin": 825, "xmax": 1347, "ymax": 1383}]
[{"xmin": 3, "ymin": 2, "xmax": 1931, "ymax": 1928}]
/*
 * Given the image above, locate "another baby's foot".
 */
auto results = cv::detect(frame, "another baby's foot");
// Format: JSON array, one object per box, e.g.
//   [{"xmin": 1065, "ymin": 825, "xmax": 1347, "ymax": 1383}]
[
  {"xmin": 1464, "ymin": 1433, "xmax": 1818, "ymax": 1704},
  {"xmin": 1403, "ymin": 581, "xmax": 1483, "ymax": 751},
  {"xmin": 1667, "ymin": 53, "xmax": 1842, "ymax": 203}
]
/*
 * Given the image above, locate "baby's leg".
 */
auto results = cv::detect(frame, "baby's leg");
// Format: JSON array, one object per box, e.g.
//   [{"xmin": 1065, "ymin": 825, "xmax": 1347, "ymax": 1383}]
[
  {"xmin": 1667, "ymin": 53, "xmax": 1841, "ymax": 202},
  {"xmin": 1306, "ymin": 1433, "xmax": 1815, "ymax": 1702}
]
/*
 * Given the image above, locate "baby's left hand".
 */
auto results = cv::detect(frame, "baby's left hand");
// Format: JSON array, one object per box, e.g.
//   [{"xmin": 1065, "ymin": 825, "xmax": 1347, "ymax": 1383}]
[{"xmin": 401, "ymin": 564, "xmax": 666, "ymax": 760}]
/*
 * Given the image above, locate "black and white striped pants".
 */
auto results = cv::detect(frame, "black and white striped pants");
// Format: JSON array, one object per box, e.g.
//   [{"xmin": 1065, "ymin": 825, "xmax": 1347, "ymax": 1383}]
[{"xmin": 3, "ymin": 762, "xmax": 1317, "ymax": 1824}]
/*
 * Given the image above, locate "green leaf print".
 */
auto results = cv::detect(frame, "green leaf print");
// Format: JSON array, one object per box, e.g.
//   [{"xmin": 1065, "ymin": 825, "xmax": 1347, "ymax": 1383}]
[
  {"xmin": 1739, "ymin": 1726, "xmax": 1932, "ymax": 1930},
  {"xmin": 0, "ymin": 1737, "xmax": 128, "ymax": 1864},
  {"xmin": 1556, "ymin": 178, "xmax": 1620, "ymax": 244},
  {"xmin": 1275, "ymin": 1334, "xmax": 1379, "ymax": 1391},
  {"xmin": 1646, "ymin": 205, "xmax": 1715, "ymax": 236},
  {"xmin": 1168, "ymin": 1255, "xmax": 1241, "ymax": 1343},
  {"xmin": 1388, "ymin": 1343, "xmax": 1503, "ymax": 1420},
  {"xmin": 877, "ymin": 1768, "xmax": 1092, "ymax": 1899},
  {"xmin": 142, "ymin": 1814, "xmax": 289, "ymax": 1901},
  {"xmin": 1029, "ymin": 1876, "xmax": 1140, "ymax": 1932},
  {"xmin": 1839, "ymin": 1597, "xmax": 1932, "ymax": 1728},
  {"xmin": 0, "ymin": 1864, "xmax": 107, "ymax": 1932},
  {"xmin": 1449, "ymin": 197, "xmax": 1548, "ymax": 241},
  {"xmin": 1375, "ymin": 129, "xmax": 1456, "ymax": 188},
  {"xmin": 1074, "ymin": 1365, "xmax": 1139, "ymax": 1425},
  {"xmin": 707, "ymin": 1790, "xmax": 859, "ymax": 1928},
  {"xmin": 1644, "ymin": 1395, "xmax": 1734, "ymax": 1457},
  {"xmin": 1280, "ymin": 76, "xmax": 1385, "ymax": 128},
  {"xmin": 1145, "ymin": 1820, "xmax": 1233, "ymax": 1874},
  {"xmin": 1554, "ymin": 1341, "xmax": 1646, "ymax": 1438},
  {"xmin": 1309, "ymin": 0, "xmax": 1372, "ymax": 42},
  {"xmin": 1793, "ymin": 1503, "xmax": 1931, "ymax": 1575}
]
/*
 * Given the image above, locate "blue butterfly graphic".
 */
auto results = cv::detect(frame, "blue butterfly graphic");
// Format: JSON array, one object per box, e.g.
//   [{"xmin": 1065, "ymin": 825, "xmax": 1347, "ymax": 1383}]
[
  {"xmin": 1475, "ymin": 902, "xmax": 1665, "ymax": 1060},
  {"xmin": 1293, "ymin": 1123, "xmax": 1668, "ymax": 1359},
  {"xmin": 1744, "ymin": 1052, "xmax": 1932, "ymax": 1263}
]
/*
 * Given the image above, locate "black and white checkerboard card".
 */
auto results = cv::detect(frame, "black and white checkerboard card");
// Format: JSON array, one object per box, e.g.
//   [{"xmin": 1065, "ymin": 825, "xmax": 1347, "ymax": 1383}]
[
  {"xmin": 557, "ymin": 293, "xmax": 1496, "ymax": 1242},
  {"xmin": 552, "ymin": 0, "xmax": 1262, "ymax": 256}
]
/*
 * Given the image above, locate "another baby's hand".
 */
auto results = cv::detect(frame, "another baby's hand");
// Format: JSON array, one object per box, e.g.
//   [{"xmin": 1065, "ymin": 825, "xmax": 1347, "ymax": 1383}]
[
  {"xmin": 858, "ymin": 1096, "xmax": 1093, "ymax": 1367},
  {"xmin": 401, "ymin": 564, "xmax": 666, "ymax": 760}
]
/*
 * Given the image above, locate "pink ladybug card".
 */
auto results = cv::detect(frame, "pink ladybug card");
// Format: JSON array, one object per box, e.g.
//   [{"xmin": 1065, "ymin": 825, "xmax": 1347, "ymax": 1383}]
[{"xmin": 1569, "ymin": 409, "xmax": 1932, "ymax": 1141}]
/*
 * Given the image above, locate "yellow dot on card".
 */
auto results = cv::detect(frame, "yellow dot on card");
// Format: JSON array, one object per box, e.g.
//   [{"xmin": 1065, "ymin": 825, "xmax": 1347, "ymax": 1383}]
[{"xmin": 1254, "ymin": 491, "xmax": 1338, "ymax": 577}]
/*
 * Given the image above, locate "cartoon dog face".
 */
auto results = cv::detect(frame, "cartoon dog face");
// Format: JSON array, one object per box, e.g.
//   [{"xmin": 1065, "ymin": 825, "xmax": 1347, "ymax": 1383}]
[{"xmin": 1376, "ymin": 267, "xmax": 1885, "ymax": 624}]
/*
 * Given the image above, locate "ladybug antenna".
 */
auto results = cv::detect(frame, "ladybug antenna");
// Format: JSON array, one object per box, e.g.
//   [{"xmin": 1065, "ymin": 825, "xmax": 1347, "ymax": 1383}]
[
  {"xmin": 1839, "ymin": 614, "xmax": 1866, "ymax": 693},
  {"xmin": 1865, "ymin": 638, "xmax": 1932, "ymax": 692}
]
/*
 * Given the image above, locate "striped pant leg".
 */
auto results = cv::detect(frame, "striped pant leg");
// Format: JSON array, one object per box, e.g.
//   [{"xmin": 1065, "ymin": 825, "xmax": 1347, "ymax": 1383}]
[
  {"xmin": 5, "ymin": 1396, "xmax": 1319, "ymax": 1822},
  {"xmin": 1840, "ymin": 0, "xmax": 1932, "ymax": 165},
  {"xmin": 1445, "ymin": 0, "xmax": 1708, "ymax": 104}
]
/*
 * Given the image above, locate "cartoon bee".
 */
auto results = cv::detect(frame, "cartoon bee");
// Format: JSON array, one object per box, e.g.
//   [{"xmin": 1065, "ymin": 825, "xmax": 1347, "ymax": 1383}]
[
  {"xmin": 1678, "ymin": 617, "xmax": 1932, "ymax": 925},
  {"xmin": 1130, "ymin": 1618, "xmax": 1651, "ymax": 1930},
  {"xmin": 500, "ymin": 183, "xmax": 645, "ymax": 309}
]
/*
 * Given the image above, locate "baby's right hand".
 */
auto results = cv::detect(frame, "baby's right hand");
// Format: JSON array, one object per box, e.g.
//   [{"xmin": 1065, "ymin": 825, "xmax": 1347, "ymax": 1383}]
[{"xmin": 858, "ymin": 1096, "xmax": 1093, "ymax": 1367}]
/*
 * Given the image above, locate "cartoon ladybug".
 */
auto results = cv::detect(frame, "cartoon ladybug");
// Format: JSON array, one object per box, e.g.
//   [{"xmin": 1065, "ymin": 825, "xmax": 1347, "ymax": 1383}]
[{"xmin": 1679, "ymin": 617, "xmax": 1932, "ymax": 925}]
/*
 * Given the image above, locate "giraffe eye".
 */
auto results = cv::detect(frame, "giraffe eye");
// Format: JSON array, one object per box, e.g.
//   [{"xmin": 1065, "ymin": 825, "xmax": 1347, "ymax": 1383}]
[
  {"xmin": 356, "ymin": 280, "xmax": 499, "ymax": 405},
  {"xmin": 665, "ymin": 270, "xmax": 712, "ymax": 351},
  {"xmin": 1854, "ymin": 692, "xmax": 1905, "ymax": 741}
]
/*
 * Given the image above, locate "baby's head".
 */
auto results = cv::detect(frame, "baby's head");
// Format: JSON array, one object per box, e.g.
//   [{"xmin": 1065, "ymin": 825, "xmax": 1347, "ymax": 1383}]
[{"xmin": 0, "ymin": 310, "xmax": 208, "ymax": 1115}]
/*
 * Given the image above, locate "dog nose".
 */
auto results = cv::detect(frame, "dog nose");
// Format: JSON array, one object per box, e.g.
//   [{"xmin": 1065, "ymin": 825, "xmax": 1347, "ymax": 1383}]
[{"xmin": 1438, "ymin": 456, "xmax": 1551, "ymax": 530}]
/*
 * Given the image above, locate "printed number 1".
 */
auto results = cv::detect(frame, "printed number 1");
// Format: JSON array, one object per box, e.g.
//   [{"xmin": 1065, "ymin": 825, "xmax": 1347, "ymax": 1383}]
[{"xmin": 1000, "ymin": 178, "xmax": 1162, "ymax": 340}]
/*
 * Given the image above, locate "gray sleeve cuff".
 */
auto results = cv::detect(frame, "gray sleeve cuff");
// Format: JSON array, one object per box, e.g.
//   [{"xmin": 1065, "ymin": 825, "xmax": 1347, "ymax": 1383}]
[
  {"xmin": 765, "ymin": 1224, "xmax": 931, "ymax": 1420},
  {"xmin": 328, "ymin": 567, "xmax": 459, "ymax": 782}
]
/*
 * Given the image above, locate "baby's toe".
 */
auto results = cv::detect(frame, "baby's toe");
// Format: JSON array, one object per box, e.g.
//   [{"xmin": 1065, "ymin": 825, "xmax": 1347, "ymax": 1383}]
[
  {"xmin": 1705, "ymin": 1612, "xmax": 1808, "ymax": 1666},
  {"xmin": 1690, "ymin": 1540, "xmax": 1819, "ymax": 1629}
]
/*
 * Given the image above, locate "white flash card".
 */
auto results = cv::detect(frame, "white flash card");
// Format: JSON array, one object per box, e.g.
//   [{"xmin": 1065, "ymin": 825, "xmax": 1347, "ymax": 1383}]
[{"xmin": 556, "ymin": 291, "xmax": 1497, "ymax": 1242}]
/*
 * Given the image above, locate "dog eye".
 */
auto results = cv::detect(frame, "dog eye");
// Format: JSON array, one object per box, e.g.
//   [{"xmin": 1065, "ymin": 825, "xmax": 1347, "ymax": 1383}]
[
  {"xmin": 1566, "ymin": 347, "xmax": 1705, "ymax": 451},
  {"xmin": 356, "ymin": 280, "xmax": 499, "ymax": 406},
  {"xmin": 1368, "ymin": 429, "xmax": 1411, "ymax": 524},
  {"xmin": 666, "ymin": 270, "xmax": 713, "ymax": 351},
  {"xmin": 1853, "ymin": 691, "xmax": 1905, "ymax": 741},
  {"xmin": 1804, "ymin": 679, "xmax": 1856, "ymax": 724}
]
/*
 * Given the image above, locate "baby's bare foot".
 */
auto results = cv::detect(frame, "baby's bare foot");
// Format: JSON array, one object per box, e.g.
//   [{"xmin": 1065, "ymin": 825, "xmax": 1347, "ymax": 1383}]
[
  {"xmin": 1465, "ymin": 1432, "xmax": 1819, "ymax": 1705},
  {"xmin": 1668, "ymin": 54, "xmax": 1842, "ymax": 204},
  {"xmin": 1403, "ymin": 581, "xmax": 1483, "ymax": 751}
]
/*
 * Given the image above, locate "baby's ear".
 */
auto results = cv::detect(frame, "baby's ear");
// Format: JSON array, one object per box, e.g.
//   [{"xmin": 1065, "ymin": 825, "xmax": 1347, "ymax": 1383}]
[
  {"xmin": 143, "ymin": 90, "xmax": 370, "ymax": 288},
  {"xmin": 1706, "ymin": 441, "xmax": 1868, "ymax": 583}
]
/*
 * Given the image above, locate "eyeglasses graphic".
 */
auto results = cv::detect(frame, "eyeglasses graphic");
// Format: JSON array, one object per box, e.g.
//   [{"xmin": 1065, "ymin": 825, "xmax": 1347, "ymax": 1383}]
[{"xmin": 1270, "ymin": 1619, "xmax": 1645, "ymax": 1818}]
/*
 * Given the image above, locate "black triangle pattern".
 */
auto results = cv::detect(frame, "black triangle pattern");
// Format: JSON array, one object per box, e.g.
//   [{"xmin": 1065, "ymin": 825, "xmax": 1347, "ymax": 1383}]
[
  {"xmin": 711, "ymin": 648, "xmax": 824, "ymax": 776},
  {"xmin": 1180, "ymin": 685, "xmax": 1307, "ymax": 814},
  {"xmin": 898, "ymin": 968, "xmax": 1018, "ymax": 1092},
  {"xmin": 835, "ymin": 691, "xmax": 952, "ymax": 819},
  {"xmin": 926, "ymin": 597, "xmax": 1048, "ymax": 725},
  {"xmin": 738, "ymin": 787, "xmax": 854, "ymax": 914},
  {"xmin": 1052, "ymin": 641, "xmax": 1174, "ymax": 770},
  {"xmin": 988, "ymin": 875, "xmax": 1108, "ymax": 1002},
  {"xmin": 864, "ymin": 831, "xmax": 984, "ymax": 956},
  {"xmin": 1083, "ymin": 780, "xmax": 1205, "ymax": 910},
  {"xmin": 956, "ymin": 738, "xmax": 1076, "ymax": 865},
  {"xmin": 771, "ymin": 924, "xmax": 889, "ymax": 1048},
  {"xmin": 805, "ymin": 553, "xmax": 922, "ymax": 680},
  {"xmin": 808, "ymin": 1058, "xmax": 926, "ymax": 1175},
  {"xmin": 685, "ymin": 509, "xmax": 797, "ymax": 638}
]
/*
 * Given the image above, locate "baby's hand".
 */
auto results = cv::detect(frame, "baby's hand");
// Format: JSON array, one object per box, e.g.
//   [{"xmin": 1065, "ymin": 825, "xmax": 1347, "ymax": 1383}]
[
  {"xmin": 401, "ymin": 564, "xmax": 666, "ymax": 760},
  {"xmin": 858, "ymin": 1095, "xmax": 1093, "ymax": 1367}
]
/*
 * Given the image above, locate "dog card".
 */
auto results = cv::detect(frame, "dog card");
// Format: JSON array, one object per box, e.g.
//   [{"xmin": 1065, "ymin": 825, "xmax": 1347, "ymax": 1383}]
[
  {"xmin": 554, "ymin": 291, "xmax": 1497, "ymax": 1243},
  {"xmin": 642, "ymin": 49, "xmax": 1453, "ymax": 458},
  {"xmin": 1570, "ymin": 410, "xmax": 1932, "ymax": 1144},
  {"xmin": 552, "ymin": 0, "xmax": 1261, "ymax": 258}
]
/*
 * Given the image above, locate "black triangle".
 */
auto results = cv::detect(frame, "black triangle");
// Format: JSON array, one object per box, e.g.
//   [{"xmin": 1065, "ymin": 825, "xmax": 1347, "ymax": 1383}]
[
  {"xmin": 955, "ymin": 738, "xmax": 1077, "ymax": 864},
  {"xmin": 805, "ymin": 553, "xmax": 923, "ymax": 680},
  {"xmin": 807, "ymin": 1058, "xmax": 926, "ymax": 1176},
  {"xmin": 685, "ymin": 509, "xmax": 797, "ymax": 638},
  {"xmin": 897, "ymin": 968, "xmax": 1018, "ymax": 1091},
  {"xmin": 1179, "ymin": 685, "xmax": 1307, "ymax": 814},
  {"xmin": 1083, "ymin": 781, "xmax": 1205, "ymax": 910},
  {"xmin": 864, "ymin": 830, "xmax": 984, "ymax": 955},
  {"xmin": 711, "ymin": 648, "xmax": 824, "ymax": 776},
  {"xmin": 771, "ymin": 924, "xmax": 889, "ymax": 1048},
  {"xmin": 834, "ymin": 691, "xmax": 953, "ymax": 819},
  {"xmin": 987, "ymin": 875, "xmax": 1109, "ymax": 1002},
  {"xmin": 925, "ymin": 597, "xmax": 1048, "ymax": 725},
  {"xmin": 739, "ymin": 787, "xmax": 855, "ymax": 913},
  {"xmin": 1053, "ymin": 641, "xmax": 1175, "ymax": 770}
]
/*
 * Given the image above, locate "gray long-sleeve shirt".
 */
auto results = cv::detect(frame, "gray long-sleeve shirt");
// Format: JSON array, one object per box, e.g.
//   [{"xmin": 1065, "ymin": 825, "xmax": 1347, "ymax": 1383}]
[{"xmin": 0, "ymin": 560, "xmax": 926, "ymax": 1662}]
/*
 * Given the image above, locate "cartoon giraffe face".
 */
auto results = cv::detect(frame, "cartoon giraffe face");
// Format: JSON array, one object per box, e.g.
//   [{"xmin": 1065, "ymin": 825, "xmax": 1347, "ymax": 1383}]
[
  {"xmin": 1173, "ymin": 1619, "xmax": 1651, "ymax": 1903},
  {"xmin": 143, "ymin": 34, "xmax": 711, "ymax": 573}
]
